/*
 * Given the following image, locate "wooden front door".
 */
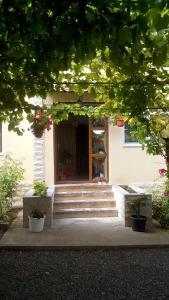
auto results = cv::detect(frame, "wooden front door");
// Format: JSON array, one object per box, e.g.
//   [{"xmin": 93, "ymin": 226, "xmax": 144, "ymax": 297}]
[
  {"xmin": 54, "ymin": 116, "xmax": 89, "ymax": 182},
  {"xmin": 55, "ymin": 124, "xmax": 76, "ymax": 181}
]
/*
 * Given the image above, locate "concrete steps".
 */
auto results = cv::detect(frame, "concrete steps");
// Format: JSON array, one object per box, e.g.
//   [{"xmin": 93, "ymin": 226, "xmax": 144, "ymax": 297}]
[
  {"xmin": 53, "ymin": 207, "xmax": 118, "ymax": 219},
  {"xmin": 54, "ymin": 199, "xmax": 116, "ymax": 209},
  {"xmin": 54, "ymin": 183, "xmax": 118, "ymax": 219},
  {"xmin": 55, "ymin": 183, "xmax": 112, "ymax": 192},
  {"xmin": 54, "ymin": 191, "xmax": 114, "ymax": 201}
]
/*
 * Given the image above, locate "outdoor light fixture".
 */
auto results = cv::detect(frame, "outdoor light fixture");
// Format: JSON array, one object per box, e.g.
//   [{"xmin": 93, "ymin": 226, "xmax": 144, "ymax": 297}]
[{"xmin": 93, "ymin": 130, "xmax": 105, "ymax": 135}]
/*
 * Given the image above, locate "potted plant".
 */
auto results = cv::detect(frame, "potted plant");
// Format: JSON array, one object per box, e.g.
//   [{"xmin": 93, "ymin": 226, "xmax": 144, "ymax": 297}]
[
  {"xmin": 29, "ymin": 111, "xmax": 52, "ymax": 138},
  {"xmin": 33, "ymin": 181, "xmax": 47, "ymax": 196},
  {"xmin": 28, "ymin": 208, "xmax": 45, "ymax": 232},
  {"xmin": 116, "ymin": 119, "xmax": 125, "ymax": 127},
  {"xmin": 23, "ymin": 180, "xmax": 54, "ymax": 229},
  {"xmin": 27, "ymin": 181, "xmax": 47, "ymax": 232},
  {"xmin": 130, "ymin": 195, "xmax": 147, "ymax": 232}
]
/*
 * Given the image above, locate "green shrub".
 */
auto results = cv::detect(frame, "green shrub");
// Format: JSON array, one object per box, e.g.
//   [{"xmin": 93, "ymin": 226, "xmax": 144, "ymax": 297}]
[
  {"xmin": 152, "ymin": 180, "xmax": 169, "ymax": 229},
  {"xmin": 158, "ymin": 195, "xmax": 169, "ymax": 229},
  {"xmin": 0, "ymin": 155, "xmax": 24, "ymax": 222},
  {"xmin": 0, "ymin": 155, "xmax": 24, "ymax": 200},
  {"xmin": 0, "ymin": 191, "xmax": 10, "ymax": 222},
  {"xmin": 33, "ymin": 181, "xmax": 47, "ymax": 196},
  {"xmin": 152, "ymin": 189, "xmax": 163, "ymax": 220},
  {"xmin": 128, "ymin": 195, "xmax": 147, "ymax": 216}
]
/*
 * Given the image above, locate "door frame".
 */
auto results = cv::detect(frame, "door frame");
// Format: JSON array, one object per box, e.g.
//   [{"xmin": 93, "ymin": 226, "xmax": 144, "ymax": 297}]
[
  {"xmin": 88, "ymin": 118, "xmax": 109, "ymax": 182},
  {"xmin": 54, "ymin": 118, "xmax": 109, "ymax": 184}
]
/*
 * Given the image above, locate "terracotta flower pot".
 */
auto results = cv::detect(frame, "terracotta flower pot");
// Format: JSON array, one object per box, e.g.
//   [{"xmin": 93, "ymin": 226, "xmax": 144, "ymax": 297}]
[{"xmin": 116, "ymin": 119, "xmax": 125, "ymax": 127}]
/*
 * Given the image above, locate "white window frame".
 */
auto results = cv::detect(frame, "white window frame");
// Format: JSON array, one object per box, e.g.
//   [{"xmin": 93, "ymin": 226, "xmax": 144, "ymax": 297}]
[{"xmin": 122, "ymin": 124, "xmax": 141, "ymax": 147}]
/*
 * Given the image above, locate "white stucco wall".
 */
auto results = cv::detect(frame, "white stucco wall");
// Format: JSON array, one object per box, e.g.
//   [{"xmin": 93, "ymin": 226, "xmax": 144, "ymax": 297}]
[
  {"xmin": 44, "ymin": 127, "xmax": 54, "ymax": 186},
  {"xmin": 0, "ymin": 95, "xmax": 53, "ymax": 186},
  {"xmin": 108, "ymin": 123, "xmax": 165, "ymax": 185},
  {"xmin": 0, "ymin": 122, "xmax": 33, "ymax": 182}
]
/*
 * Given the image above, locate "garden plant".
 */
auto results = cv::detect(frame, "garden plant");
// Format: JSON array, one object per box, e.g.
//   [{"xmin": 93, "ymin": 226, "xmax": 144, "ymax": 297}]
[
  {"xmin": 152, "ymin": 177, "xmax": 169, "ymax": 229},
  {"xmin": 0, "ymin": 155, "xmax": 24, "ymax": 223},
  {"xmin": 33, "ymin": 181, "xmax": 47, "ymax": 197}
]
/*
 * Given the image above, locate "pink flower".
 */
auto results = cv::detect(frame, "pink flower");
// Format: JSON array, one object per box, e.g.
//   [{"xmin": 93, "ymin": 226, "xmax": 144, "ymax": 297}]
[{"xmin": 159, "ymin": 169, "xmax": 167, "ymax": 176}]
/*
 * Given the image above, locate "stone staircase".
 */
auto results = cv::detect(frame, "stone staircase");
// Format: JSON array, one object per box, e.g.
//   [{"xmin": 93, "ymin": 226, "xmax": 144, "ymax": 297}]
[{"xmin": 54, "ymin": 183, "xmax": 118, "ymax": 218}]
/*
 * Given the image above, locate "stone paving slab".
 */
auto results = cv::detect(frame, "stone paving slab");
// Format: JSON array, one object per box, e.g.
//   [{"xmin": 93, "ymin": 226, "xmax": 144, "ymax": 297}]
[{"xmin": 0, "ymin": 211, "xmax": 169, "ymax": 247}]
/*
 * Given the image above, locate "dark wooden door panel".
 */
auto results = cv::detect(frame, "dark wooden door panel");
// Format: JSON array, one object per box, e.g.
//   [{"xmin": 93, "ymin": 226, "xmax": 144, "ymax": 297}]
[{"xmin": 56, "ymin": 124, "xmax": 76, "ymax": 180}]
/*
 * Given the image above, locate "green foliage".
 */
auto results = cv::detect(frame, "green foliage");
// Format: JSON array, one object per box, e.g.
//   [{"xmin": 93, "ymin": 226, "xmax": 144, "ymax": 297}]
[
  {"xmin": 158, "ymin": 195, "xmax": 169, "ymax": 229},
  {"xmin": 30, "ymin": 208, "xmax": 44, "ymax": 219},
  {"xmin": 0, "ymin": 191, "xmax": 10, "ymax": 223},
  {"xmin": 156, "ymin": 192, "xmax": 169, "ymax": 229},
  {"xmin": 129, "ymin": 195, "xmax": 147, "ymax": 216},
  {"xmin": 0, "ymin": 1, "xmax": 169, "ymax": 131},
  {"xmin": 0, "ymin": 155, "xmax": 24, "ymax": 222},
  {"xmin": 49, "ymin": 103, "xmax": 96, "ymax": 125},
  {"xmin": 152, "ymin": 180, "xmax": 169, "ymax": 228},
  {"xmin": 50, "ymin": 55, "xmax": 169, "ymax": 173},
  {"xmin": 33, "ymin": 181, "xmax": 47, "ymax": 197},
  {"xmin": 124, "ymin": 112, "xmax": 169, "ymax": 176},
  {"xmin": 0, "ymin": 155, "xmax": 24, "ymax": 200},
  {"xmin": 152, "ymin": 189, "xmax": 163, "ymax": 220}
]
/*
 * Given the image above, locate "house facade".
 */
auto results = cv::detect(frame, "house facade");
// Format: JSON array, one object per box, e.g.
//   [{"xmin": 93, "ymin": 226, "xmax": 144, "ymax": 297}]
[{"xmin": 0, "ymin": 93, "xmax": 165, "ymax": 188}]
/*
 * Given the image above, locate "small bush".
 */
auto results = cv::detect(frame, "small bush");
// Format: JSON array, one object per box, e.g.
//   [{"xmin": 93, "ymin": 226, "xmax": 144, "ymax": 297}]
[
  {"xmin": 0, "ymin": 155, "xmax": 24, "ymax": 223},
  {"xmin": 152, "ymin": 189, "xmax": 163, "ymax": 220},
  {"xmin": 158, "ymin": 195, "xmax": 169, "ymax": 229},
  {"xmin": 33, "ymin": 181, "xmax": 47, "ymax": 196},
  {"xmin": 0, "ymin": 191, "xmax": 10, "ymax": 222},
  {"xmin": 0, "ymin": 155, "xmax": 24, "ymax": 200},
  {"xmin": 152, "ymin": 180, "xmax": 169, "ymax": 229},
  {"xmin": 128, "ymin": 195, "xmax": 147, "ymax": 216}
]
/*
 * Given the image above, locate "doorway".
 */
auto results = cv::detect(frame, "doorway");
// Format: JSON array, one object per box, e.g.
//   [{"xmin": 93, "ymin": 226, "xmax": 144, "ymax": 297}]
[
  {"xmin": 54, "ymin": 116, "xmax": 109, "ymax": 183},
  {"xmin": 76, "ymin": 124, "xmax": 89, "ymax": 179},
  {"xmin": 55, "ymin": 116, "xmax": 89, "ymax": 182}
]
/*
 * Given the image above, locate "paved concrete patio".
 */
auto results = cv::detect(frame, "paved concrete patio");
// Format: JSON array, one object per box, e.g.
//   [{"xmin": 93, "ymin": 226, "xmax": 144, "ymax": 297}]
[{"xmin": 1, "ymin": 211, "xmax": 169, "ymax": 247}]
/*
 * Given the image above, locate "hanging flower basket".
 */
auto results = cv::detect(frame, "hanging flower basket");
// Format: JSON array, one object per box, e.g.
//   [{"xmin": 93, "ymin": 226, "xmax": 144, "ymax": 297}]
[
  {"xmin": 29, "ymin": 111, "xmax": 52, "ymax": 138},
  {"xmin": 33, "ymin": 129, "xmax": 44, "ymax": 138},
  {"xmin": 116, "ymin": 119, "xmax": 125, "ymax": 127}
]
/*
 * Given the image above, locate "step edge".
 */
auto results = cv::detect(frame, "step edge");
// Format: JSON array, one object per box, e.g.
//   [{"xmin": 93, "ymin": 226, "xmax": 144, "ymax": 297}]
[
  {"xmin": 54, "ymin": 199, "xmax": 115, "ymax": 204},
  {"xmin": 53, "ymin": 207, "xmax": 118, "ymax": 213},
  {"xmin": 55, "ymin": 183, "xmax": 112, "ymax": 188},
  {"xmin": 55, "ymin": 192, "xmax": 114, "ymax": 196}
]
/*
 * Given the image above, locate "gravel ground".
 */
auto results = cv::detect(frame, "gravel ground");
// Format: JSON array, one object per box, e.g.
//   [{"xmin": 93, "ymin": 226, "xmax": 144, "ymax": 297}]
[{"xmin": 0, "ymin": 248, "xmax": 169, "ymax": 300}]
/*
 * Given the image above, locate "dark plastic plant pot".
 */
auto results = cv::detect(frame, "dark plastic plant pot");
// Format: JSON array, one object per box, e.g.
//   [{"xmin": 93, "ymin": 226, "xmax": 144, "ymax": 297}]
[{"xmin": 131, "ymin": 215, "xmax": 147, "ymax": 232}]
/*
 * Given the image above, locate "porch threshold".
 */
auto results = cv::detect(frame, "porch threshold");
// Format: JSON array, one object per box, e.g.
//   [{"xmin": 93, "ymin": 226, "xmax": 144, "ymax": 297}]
[
  {"xmin": 1, "ymin": 211, "xmax": 169, "ymax": 249},
  {"xmin": 55, "ymin": 183, "xmax": 112, "ymax": 187}
]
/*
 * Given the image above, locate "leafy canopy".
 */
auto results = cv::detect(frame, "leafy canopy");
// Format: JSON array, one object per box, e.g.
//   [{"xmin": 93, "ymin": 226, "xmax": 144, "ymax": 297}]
[{"xmin": 0, "ymin": 0, "xmax": 169, "ymax": 132}]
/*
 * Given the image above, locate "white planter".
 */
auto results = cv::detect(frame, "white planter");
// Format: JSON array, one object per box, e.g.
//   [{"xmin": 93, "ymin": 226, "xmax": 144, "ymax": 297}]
[
  {"xmin": 113, "ymin": 185, "xmax": 152, "ymax": 231},
  {"xmin": 28, "ymin": 216, "xmax": 45, "ymax": 232},
  {"xmin": 23, "ymin": 187, "xmax": 54, "ymax": 228}
]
